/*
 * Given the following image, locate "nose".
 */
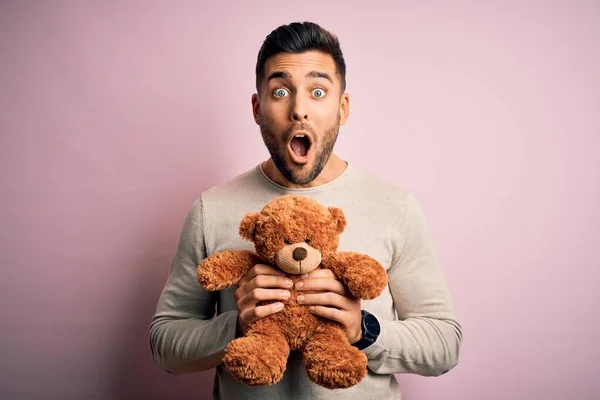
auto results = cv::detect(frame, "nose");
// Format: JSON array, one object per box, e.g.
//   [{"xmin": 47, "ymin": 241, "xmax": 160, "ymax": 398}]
[
  {"xmin": 293, "ymin": 247, "xmax": 308, "ymax": 261},
  {"xmin": 290, "ymin": 95, "xmax": 308, "ymax": 122}
]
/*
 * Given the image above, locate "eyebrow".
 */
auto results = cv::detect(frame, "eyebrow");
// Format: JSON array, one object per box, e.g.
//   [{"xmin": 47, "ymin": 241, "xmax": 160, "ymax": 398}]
[{"xmin": 266, "ymin": 71, "xmax": 333, "ymax": 84}]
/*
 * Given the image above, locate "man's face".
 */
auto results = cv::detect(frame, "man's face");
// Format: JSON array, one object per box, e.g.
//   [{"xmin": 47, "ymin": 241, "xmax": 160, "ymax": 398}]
[{"xmin": 252, "ymin": 50, "xmax": 350, "ymax": 185}]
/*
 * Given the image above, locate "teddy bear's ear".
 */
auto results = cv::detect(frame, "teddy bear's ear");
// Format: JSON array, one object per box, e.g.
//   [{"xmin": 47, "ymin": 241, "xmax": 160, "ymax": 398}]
[
  {"xmin": 328, "ymin": 206, "xmax": 347, "ymax": 234},
  {"xmin": 239, "ymin": 212, "xmax": 260, "ymax": 241}
]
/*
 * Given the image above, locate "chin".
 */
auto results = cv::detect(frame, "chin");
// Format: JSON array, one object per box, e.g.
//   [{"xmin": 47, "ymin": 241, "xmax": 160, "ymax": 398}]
[{"xmin": 287, "ymin": 165, "xmax": 320, "ymax": 185}]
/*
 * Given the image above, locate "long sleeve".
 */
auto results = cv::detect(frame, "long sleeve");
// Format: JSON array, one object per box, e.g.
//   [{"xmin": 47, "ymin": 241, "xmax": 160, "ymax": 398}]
[
  {"xmin": 363, "ymin": 194, "xmax": 463, "ymax": 376},
  {"xmin": 149, "ymin": 197, "xmax": 237, "ymax": 374}
]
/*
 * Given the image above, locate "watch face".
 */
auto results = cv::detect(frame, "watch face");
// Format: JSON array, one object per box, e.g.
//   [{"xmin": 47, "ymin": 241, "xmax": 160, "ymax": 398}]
[{"xmin": 364, "ymin": 313, "xmax": 380, "ymax": 336}]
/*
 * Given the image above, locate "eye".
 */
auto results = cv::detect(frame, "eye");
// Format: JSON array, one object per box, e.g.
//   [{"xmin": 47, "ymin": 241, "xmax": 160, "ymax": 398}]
[
  {"xmin": 312, "ymin": 88, "xmax": 326, "ymax": 98},
  {"xmin": 284, "ymin": 238, "xmax": 291, "ymax": 245},
  {"xmin": 305, "ymin": 238, "xmax": 311, "ymax": 243},
  {"xmin": 273, "ymin": 88, "xmax": 289, "ymax": 98}
]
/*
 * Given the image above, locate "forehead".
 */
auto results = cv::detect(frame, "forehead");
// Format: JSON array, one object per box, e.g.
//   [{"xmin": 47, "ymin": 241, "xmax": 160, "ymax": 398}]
[{"xmin": 263, "ymin": 50, "xmax": 338, "ymax": 84}]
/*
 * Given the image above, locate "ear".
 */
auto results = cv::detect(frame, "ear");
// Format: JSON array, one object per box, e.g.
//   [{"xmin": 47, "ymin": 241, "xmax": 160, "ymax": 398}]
[
  {"xmin": 339, "ymin": 92, "xmax": 350, "ymax": 126},
  {"xmin": 328, "ymin": 207, "xmax": 347, "ymax": 233},
  {"xmin": 239, "ymin": 213, "xmax": 259, "ymax": 241},
  {"xmin": 251, "ymin": 93, "xmax": 260, "ymax": 125}
]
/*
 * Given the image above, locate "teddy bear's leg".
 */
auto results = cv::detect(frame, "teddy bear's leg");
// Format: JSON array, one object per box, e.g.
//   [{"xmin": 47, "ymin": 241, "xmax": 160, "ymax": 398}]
[
  {"xmin": 223, "ymin": 317, "xmax": 290, "ymax": 386},
  {"xmin": 303, "ymin": 322, "xmax": 367, "ymax": 389}
]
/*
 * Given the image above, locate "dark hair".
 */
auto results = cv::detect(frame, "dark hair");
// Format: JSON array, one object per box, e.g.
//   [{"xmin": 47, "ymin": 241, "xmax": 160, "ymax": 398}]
[{"xmin": 255, "ymin": 21, "xmax": 346, "ymax": 93}]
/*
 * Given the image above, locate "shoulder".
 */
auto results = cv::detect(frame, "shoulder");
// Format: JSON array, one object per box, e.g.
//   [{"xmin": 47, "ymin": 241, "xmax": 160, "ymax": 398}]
[
  {"xmin": 202, "ymin": 166, "xmax": 262, "ymax": 200},
  {"xmin": 192, "ymin": 166, "xmax": 273, "ymax": 239},
  {"xmin": 193, "ymin": 165, "xmax": 270, "ymax": 215},
  {"xmin": 345, "ymin": 164, "xmax": 413, "ymax": 209},
  {"xmin": 180, "ymin": 166, "xmax": 263, "ymax": 227}
]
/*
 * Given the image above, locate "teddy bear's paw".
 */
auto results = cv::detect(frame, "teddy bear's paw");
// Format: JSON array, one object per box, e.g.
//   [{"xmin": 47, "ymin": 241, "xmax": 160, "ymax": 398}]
[
  {"xmin": 197, "ymin": 271, "xmax": 229, "ymax": 291},
  {"xmin": 304, "ymin": 344, "xmax": 368, "ymax": 389},
  {"xmin": 347, "ymin": 275, "xmax": 386, "ymax": 300},
  {"xmin": 345, "ymin": 263, "xmax": 388, "ymax": 300},
  {"xmin": 223, "ymin": 336, "xmax": 289, "ymax": 386}
]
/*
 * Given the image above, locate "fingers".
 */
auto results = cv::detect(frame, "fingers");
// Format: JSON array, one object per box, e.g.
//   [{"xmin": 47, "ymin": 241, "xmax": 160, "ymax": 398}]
[
  {"xmin": 239, "ymin": 263, "xmax": 286, "ymax": 286},
  {"xmin": 239, "ymin": 301, "xmax": 285, "ymax": 327},
  {"xmin": 295, "ymin": 277, "xmax": 347, "ymax": 296},
  {"xmin": 296, "ymin": 285, "xmax": 361, "ymax": 339},
  {"xmin": 236, "ymin": 264, "xmax": 292, "ymax": 335},
  {"xmin": 235, "ymin": 274, "xmax": 293, "ymax": 300},
  {"xmin": 308, "ymin": 304, "xmax": 362, "ymax": 343},
  {"xmin": 296, "ymin": 268, "xmax": 363, "ymax": 343},
  {"xmin": 306, "ymin": 305, "xmax": 344, "ymax": 324},
  {"xmin": 296, "ymin": 268, "xmax": 348, "ymax": 297},
  {"xmin": 296, "ymin": 291, "xmax": 350, "ymax": 310},
  {"xmin": 236, "ymin": 264, "xmax": 292, "ymax": 300},
  {"xmin": 300, "ymin": 291, "xmax": 363, "ymax": 343},
  {"xmin": 237, "ymin": 288, "xmax": 291, "ymax": 310}
]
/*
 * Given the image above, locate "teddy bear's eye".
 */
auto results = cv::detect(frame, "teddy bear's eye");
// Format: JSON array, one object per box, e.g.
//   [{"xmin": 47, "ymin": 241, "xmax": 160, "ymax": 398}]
[
  {"xmin": 305, "ymin": 238, "xmax": 311, "ymax": 243},
  {"xmin": 284, "ymin": 238, "xmax": 291, "ymax": 245}
]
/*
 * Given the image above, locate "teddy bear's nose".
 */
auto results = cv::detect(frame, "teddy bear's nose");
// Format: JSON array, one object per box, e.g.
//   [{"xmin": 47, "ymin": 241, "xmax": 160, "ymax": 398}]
[{"xmin": 292, "ymin": 247, "xmax": 308, "ymax": 261}]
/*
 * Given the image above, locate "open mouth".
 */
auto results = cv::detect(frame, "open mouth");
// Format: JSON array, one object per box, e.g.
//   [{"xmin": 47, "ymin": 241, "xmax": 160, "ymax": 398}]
[{"xmin": 288, "ymin": 132, "xmax": 312, "ymax": 164}]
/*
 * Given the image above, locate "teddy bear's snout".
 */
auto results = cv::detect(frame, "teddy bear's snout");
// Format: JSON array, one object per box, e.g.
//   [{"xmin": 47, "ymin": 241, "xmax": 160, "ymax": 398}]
[{"xmin": 275, "ymin": 242, "xmax": 322, "ymax": 275}]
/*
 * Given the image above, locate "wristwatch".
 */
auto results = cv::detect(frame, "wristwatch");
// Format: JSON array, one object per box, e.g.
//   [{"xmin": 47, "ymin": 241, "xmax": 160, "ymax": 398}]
[{"xmin": 352, "ymin": 310, "xmax": 381, "ymax": 350}]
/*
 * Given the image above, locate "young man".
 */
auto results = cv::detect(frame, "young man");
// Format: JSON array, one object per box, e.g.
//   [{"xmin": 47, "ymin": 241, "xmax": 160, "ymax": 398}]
[{"xmin": 150, "ymin": 21, "xmax": 462, "ymax": 399}]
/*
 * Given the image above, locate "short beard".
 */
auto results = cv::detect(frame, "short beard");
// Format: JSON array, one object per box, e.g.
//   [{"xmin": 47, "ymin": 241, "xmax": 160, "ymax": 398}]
[{"xmin": 259, "ymin": 115, "xmax": 340, "ymax": 185}]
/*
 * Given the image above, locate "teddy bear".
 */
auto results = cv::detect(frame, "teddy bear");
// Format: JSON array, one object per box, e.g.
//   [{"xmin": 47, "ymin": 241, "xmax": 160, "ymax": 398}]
[{"xmin": 197, "ymin": 194, "xmax": 388, "ymax": 389}]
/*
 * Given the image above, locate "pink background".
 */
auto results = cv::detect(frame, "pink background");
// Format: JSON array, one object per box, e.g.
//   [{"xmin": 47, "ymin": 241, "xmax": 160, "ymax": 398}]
[{"xmin": 1, "ymin": 1, "xmax": 599, "ymax": 399}]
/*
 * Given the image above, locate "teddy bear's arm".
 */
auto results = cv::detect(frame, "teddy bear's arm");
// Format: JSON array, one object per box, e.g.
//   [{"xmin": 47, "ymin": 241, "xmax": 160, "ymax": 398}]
[
  {"xmin": 326, "ymin": 251, "xmax": 388, "ymax": 300},
  {"xmin": 197, "ymin": 250, "xmax": 261, "ymax": 291}
]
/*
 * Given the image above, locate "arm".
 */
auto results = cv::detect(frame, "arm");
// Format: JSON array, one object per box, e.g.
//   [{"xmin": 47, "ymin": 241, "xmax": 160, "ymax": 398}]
[
  {"xmin": 363, "ymin": 194, "xmax": 463, "ymax": 376},
  {"xmin": 198, "ymin": 249, "xmax": 260, "ymax": 291},
  {"xmin": 326, "ymin": 251, "xmax": 388, "ymax": 300},
  {"xmin": 149, "ymin": 197, "xmax": 237, "ymax": 375}
]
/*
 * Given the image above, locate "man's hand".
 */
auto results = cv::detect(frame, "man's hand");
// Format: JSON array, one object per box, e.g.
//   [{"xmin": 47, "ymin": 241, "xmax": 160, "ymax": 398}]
[
  {"xmin": 295, "ymin": 269, "xmax": 363, "ymax": 344},
  {"xmin": 235, "ymin": 264, "xmax": 293, "ymax": 336}
]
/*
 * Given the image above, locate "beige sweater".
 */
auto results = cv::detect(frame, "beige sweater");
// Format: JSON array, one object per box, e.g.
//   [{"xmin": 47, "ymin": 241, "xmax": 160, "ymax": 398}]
[{"xmin": 149, "ymin": 163, "xmax": 462, "ymax": 399}]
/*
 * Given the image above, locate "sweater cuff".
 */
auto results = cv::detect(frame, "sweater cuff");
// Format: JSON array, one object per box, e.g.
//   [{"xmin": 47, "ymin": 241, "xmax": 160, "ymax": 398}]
[{"xmin": 362, "ymin": 319, "xmax": 389, "ymax": 372}]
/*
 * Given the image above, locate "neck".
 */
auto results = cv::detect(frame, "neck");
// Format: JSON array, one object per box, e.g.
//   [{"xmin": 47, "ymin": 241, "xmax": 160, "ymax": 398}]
[{"xmin": 262, "ymin": 154, "xmax": 347, "ymax": 189}]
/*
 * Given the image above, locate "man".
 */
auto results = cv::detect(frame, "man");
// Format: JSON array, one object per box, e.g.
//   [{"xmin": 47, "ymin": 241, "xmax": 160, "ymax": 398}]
[{"xmin": 150, "ymin": 21, "xmax": 462, "ymax": 399}]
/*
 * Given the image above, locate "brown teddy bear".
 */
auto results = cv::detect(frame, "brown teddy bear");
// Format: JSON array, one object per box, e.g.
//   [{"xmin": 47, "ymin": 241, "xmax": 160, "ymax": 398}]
[{"xmin": 197, "ymin": 194, "xmax": 388, "ymax": 389}]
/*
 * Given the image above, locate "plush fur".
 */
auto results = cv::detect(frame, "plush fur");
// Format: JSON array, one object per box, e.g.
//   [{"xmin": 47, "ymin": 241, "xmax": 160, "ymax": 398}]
[{"xmin": 197, "ymin": 195, "xmax": 388, "ymax": 389}]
